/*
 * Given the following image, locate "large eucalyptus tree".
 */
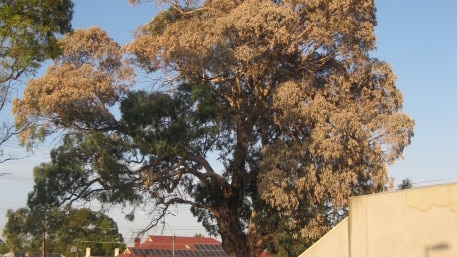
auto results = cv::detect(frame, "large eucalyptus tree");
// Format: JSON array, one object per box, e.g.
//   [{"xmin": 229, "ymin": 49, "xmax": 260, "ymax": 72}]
[{"xmin": 13, "ymin": 0, "xmax": 414, "ymax": 256}]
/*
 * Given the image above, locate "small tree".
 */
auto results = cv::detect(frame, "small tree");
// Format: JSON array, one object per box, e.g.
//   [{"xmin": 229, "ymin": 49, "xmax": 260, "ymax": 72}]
[
  {"xmin": 3, "ymin": 208, "xmax": 38, "ymax": 252},
  {"xmin": 3, "ymin": 162, "xmax": 126, "ymax": 257},
  {"xmin": 398, "ymin": 178, "xmax": 413, "ymax": 190},
  {"xmin": 2, "ymin": 207, "xmax": 125, "ymax": 257}
]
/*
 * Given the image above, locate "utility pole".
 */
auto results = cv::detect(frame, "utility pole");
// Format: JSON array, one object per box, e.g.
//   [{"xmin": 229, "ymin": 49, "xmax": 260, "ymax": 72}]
[
  {"xmin": 162, "ymin": 222, "xmax": 175, "ymax": 257},
  {"xmin": 172, "ymin": 235, "xmax": 175, "ymax": 257}
]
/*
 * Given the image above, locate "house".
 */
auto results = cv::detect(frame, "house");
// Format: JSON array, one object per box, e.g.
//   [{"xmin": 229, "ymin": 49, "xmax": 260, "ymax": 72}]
[
  {"xmin": 118, "ymin": 235, "xmax": 272, "ymax": 257},
  {"xmin": 118, "ymin": 235, "xmax": 228, "ymax": 257},
  {"xmin": 299, "ymin": 182, "xmax": 457, "ymax": 257}
]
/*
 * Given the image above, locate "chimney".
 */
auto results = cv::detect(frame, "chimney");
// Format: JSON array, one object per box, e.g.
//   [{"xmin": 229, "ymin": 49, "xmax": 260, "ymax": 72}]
[
  {"xmin": 134, "ymin": 238, "xmax": 141, "ymax": 248},
  {"xmin": 114, "ymin": 248, "xmax": 119, "ymax": 257},
  {"xmin": 86, "ymin": 248, "xmax": 91, "ymax": 257}
]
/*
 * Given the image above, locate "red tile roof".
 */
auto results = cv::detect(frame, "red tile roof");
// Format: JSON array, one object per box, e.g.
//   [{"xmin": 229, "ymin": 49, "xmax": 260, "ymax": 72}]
[
  {"xmin": 118, "ymin": 236, "xmax": 227, "ymax": 257},
  {"xmin": 139, "ymin": 235, "xmax": 222, "ymax": 250},
  {"xmin": 118, "ymin": 235, "xmax": 273, "ymax": 257}
]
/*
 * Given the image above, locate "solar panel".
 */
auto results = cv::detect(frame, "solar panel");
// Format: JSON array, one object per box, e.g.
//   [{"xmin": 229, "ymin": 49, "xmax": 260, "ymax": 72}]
[
  {"xmin": 187, "ymin": 250, "xmax": 197, "ymax": 257},
  {"xmin": 218, "ymin": 250, "xmax": 229, "ymax": 257},
  {"xmin": 194, "ymin": 244, "xmax": 205, "ymax": 251},
  {"xmin": 179, "ymin": 250, "xmax": 187, "ymax": 257},
  {"xmin": 127, "ymin": 244, "xmax": 229, "ymax": 257}
]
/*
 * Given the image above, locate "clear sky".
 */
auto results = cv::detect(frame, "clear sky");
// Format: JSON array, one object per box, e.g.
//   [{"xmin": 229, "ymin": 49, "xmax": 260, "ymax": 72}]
[{"xmin": 1, "ymin": 0, "xmax": 456, "ymax": 245}]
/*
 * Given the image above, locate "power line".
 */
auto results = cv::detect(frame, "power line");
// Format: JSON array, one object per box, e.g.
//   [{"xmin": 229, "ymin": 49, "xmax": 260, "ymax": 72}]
[
  {"xmin": 0, "ymin": 174, "xmax": 33, "ymax": 183},
  {"xmin": 412, "ymin": 176, "xmax": 457, "ymax": 186}
]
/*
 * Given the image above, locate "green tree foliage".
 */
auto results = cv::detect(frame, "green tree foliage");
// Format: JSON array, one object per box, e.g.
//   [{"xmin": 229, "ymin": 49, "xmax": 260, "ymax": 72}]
[
  {"xmin": 13, "ymin": 0, "xmax": 414, "ymax": 256},
  {"xmin": 26, "ymin": 162, "xmax": 74, "ymax": 257},
  {"xmin": 398, "ymin": 178, "xmax": 413, "ymax": 190},
  {"xmin": 3, "ymin": 208, "xmax": 40, "ymax": 252},
  {"xmin": 2, "ymin": 207, "xmax": 125, "ymax": 257},
  {"xmin": 3, "ymin": 163, "xmax": 125, "ymax": 257},
  {"xmin": 0, "ymin": 0, "xmax": 73, "ymax": 162},
  {"xmin": 0, "ymin": 238, "xmax": 8, "ymax": 253},
  {"xmin": 0, "ymin": 0, "xmax": 73, "ymax": 83},
  {"xmin": 53, "ymin": 208, "xmax": 126, "ymax": 257}
]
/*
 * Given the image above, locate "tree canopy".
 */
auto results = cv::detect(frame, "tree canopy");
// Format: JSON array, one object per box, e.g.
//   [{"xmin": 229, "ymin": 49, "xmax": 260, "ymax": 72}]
[
  {"xmin": 2, "ymin": 207, "xmax": 125, "ymax": 257},
  {"xmin": 13, "ymin": 0, "xmax": 414, "ymax": 256},
  {"xmin": 2, "ymin": 161, "xmax": 125, "ymax": 257},
  {"xmin": 398, "ymin": 178, "xmax": 413, "ymax": 190},
  {"xmin": 0, "ymin": 0, "xmax": 73, "ymax": 162}
]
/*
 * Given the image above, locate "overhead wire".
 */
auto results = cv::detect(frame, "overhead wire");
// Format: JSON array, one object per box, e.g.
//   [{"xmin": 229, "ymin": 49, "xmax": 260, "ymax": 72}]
[
  {"xmin": 411, "ymin": 176, "xmax": 457, "ymax": 186},
  {"xmin": 0, "ymin": 173, "xmax": 33, "ymax": 183}
]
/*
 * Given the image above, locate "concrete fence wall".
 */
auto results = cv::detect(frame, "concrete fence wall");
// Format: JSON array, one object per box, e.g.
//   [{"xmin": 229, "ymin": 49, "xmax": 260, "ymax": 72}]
[
  {"xmin": 299, "ymin": 183, "xmax": 457, "ymax": 257},
  {"xmin": 298, "ymin": 218, "xmax": 349, "ymax": 257},
  {"xmin": 349, "ymin": 183, "xmax": 457, "ymax": 257}
]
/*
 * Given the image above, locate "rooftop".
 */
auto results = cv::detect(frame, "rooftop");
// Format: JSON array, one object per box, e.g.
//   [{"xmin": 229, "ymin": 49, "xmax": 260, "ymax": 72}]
[{"xmin": 120, "ymin": 235, "xmax": 227, "ymax": 257}]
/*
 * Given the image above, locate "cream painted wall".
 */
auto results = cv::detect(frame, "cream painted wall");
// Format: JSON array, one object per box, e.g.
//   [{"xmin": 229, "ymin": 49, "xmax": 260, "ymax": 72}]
[
  {"xmin": 299, "ymin": 183, "xmax": 457, "ymax": 257},
  {"xmin": 349, "ymin": 183, "xmax": 457, "ymax": 257},
  {"xmin": 298, "ymin": 218, "xmax": 349, "ymax": 257}
]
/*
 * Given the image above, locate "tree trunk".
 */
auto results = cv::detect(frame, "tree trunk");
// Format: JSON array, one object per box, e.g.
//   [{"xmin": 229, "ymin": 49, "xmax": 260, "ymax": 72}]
[
  {"xmin": 217, "ymin": 201, "xmax": 250, "ymax": 257},
  {"xmin": 217, "ymin": 117, "xmax": 252, "ymax": 256},
  {"xmin": 247, "ymin": 209, "xmax": 269, "ymax": 257}
]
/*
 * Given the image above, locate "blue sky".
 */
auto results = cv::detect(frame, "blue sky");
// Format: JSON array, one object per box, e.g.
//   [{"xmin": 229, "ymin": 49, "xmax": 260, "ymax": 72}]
[
  {"xmin": 374, "ymin": 0, "xmax": 457, "ymax": 185},
  {"xmin": 1, "ymin": 0, "xmax": 456, "ymax": 243}
]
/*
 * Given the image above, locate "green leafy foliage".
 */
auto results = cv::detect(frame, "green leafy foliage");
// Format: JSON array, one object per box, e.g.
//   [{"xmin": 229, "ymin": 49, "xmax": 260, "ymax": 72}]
[
  {"xmin": 2, "ymin": 208, "xmax": 36, "ymax": 252},
  {"xmin": 0, "ymin": 0, "xmax": 73, "ymax": 163},
  {"xmin": 0, "ymin": 238, "xmax": 8, "ymax": 253},
  {"xmin": 2, "ymin": 207, "xmax": 125, "ymax": 257},
  {"xmin": 0, "ymin": 0, "xmax": 73, "ymax": 82},
  {"xmin": 3, "ymin": 160, "xmax": 125, "ymax": 257},
  {"xmin": 398, "ymin": 178, "xmax": 413, "ymax": 190}
]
